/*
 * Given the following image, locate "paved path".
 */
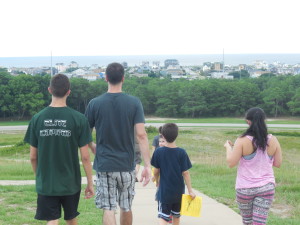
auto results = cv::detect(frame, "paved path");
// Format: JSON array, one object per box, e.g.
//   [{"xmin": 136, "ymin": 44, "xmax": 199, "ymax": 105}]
[
  {"xmin": 0, "ymin": 176, "xmax": 242, "ymax": 225},
  {"xmin": 129, "ymin": 181, "xmax": 242, "ymax": 225}
]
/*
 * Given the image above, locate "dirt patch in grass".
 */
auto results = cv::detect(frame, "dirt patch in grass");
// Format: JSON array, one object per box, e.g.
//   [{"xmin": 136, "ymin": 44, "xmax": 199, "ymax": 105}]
[{"xmin": 270, "ymin": 203, "xmax": 293, "ymax": 218}]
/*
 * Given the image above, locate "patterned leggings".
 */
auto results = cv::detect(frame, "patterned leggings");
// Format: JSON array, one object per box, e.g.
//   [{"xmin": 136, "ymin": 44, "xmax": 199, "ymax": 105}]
[{"xmin": 236, "ymin": 183, "xmax": 275, "ymax": 225}]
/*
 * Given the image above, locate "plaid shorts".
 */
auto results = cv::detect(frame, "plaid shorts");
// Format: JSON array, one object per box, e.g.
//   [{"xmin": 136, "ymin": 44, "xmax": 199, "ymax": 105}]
[{"xmin": 95, "ymin": 171, "xmax": 136, "ymax": 212}]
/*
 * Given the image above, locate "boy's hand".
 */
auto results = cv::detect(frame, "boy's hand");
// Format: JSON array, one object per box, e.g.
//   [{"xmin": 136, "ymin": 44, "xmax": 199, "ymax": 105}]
[{"xmin": 189, "ymin": 191, "xmax": 196, "ymax": 200}]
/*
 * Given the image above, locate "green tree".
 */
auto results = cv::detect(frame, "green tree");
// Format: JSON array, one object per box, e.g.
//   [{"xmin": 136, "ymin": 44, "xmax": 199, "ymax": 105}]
[
  {"xmin": 287, "ymin": 87, "xmax": 300, "ymax": 115},
  {"xmin": 8, "ymin": 75, "xmax": 45, "ymax": 119}
]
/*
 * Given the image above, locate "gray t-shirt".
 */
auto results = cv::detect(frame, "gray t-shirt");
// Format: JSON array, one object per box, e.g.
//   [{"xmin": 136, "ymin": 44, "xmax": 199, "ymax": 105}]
[{"xmin": 85, "ymin": 92, "xmax": 145, "ymax": 172}]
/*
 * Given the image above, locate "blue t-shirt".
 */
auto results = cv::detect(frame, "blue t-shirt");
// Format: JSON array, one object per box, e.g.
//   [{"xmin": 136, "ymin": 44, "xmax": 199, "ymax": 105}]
[
  {"xmin": 85, "ymin": 92, "xmax": 145, "ymax": 172},
  {"xmin": 151, "ymin": 146, "xmax": 192, "ymax": 203}
]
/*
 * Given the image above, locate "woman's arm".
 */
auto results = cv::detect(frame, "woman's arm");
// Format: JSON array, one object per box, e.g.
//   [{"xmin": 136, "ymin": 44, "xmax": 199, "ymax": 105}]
[
  {"xmin": 224, "ymin": 138, "xmax": 243, "ymax": 168},
  {"xmin": 272, "ymin": 136, "xmax": 282, "ymax": 168}
]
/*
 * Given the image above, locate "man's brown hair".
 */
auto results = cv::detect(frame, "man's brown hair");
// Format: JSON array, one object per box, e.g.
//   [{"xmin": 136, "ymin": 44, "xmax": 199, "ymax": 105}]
[
  {"xmin": 106, "ymin": 62, "xmax": 124, "ymax": 85},
  {"xmin": 49, "ymin": 74, "xmax": 70, "ymax": 97}
]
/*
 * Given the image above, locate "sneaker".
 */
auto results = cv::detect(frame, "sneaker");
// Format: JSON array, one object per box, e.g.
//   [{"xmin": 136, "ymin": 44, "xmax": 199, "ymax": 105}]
[{"xmin": 168, "ymin": 215, "xmax": 172, "ymax": 224}]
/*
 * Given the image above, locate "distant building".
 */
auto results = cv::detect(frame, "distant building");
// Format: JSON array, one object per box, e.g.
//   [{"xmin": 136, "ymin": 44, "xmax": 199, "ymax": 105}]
[
  {"xmin": 131, "ymin": 73, "xmax": 148, "ymax": 78},
  {"xmin": 164, "ymin": 59, "xmax": 179, "ymax": 68},
  {"xmin": 212, "ymin": 62, "xmax": 223, "ymax": 71},
  {"xmin": 211, "ymin": 72, "xmax": 233, "ymax": 79},
  {"xmin": 253, "ymin": 60, "xmax": 267, "ymax": 69},
  {"xmin": 152, "ymin": 61, "xmax": 160, "ymax": 69},
  {"xmin": 202, "ymin": 65, "xmax": 211, "ymax": 72},
  {"xmin": 166, "ymin": 65, "xmax": 184, "ymax": 76},
  {"xmin": 78, "ymin": 73, "xmax": 100, "ymax": 81},
  {"xmin": 250, "ymin": 70, "xmax": 269, "ymax": 78},
  {"xmin": 69, "ymin": 61, "xmax": 79, "ymax": 68},
  {"xmin": 56, "ymin": 63, "xmax": 66, "ymax": 72},
  {"xmin": 71, "ymin": 68, "xmax": 87, "ymax": 76},
  {"xmin": 122, "ymin": 62, "xmax": 128, "ymax": 69},
  {"xmin": 141, "ymin": 61, "xmax": 149, "ymax": 67},
  {"xmin": 90, "ymin": 64, "xmax": 99, "ymax": 70},
  {"xmin": 238, "ymin": 64, "xmax": 247, "ymax": 70}
]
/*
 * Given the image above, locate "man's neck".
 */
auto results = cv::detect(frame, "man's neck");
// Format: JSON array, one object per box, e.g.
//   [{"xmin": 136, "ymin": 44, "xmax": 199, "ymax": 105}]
[
  {"xmin": 107, "ymin": 83, "xmax": 122, "ymax": 93},
  {"xmin": 49, "ymin": 96, "xmax": 67, "ymax": 107}
]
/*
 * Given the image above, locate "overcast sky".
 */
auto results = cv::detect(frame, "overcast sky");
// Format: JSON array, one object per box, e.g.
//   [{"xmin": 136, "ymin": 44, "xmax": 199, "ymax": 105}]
[{"xmin": 1, "ymin": 0, "xmax": 299, "ymax": 57}]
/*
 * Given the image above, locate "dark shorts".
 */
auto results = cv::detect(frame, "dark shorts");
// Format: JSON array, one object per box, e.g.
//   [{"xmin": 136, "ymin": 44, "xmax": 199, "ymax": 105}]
[
  {"xmin": 35, "ymin": 191, "xmax": 81, "ymax": 221},
  {"xmin": 158, "ymin": 201, "xmax": 181, "ymax": 222}
]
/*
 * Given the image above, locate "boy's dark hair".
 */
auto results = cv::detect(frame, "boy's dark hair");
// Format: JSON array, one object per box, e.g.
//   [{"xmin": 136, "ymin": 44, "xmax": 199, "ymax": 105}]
[
  {"xmin": 161, "ymin": 123, "xmax": 178, "ymax": 143},
  {"xmin": 49, "ymin": 74, "xmax": 70, "ymax": 97},
  {"xmin": 158, "ymin": 126, "xmax": 162, "ymax": 134},
  {"xmin": 106, "ymin": 62, "xmax": 124, "ymax": 85}
]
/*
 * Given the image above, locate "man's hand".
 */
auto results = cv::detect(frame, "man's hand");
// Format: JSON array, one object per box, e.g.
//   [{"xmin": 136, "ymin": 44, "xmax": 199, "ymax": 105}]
[
  {"xmin": 84, "ymin": 184, "xmax": 94, "ymax": 199},
  {"xmin": 140, "ymin": 166, "xmax": 151, "ymax": 186}
]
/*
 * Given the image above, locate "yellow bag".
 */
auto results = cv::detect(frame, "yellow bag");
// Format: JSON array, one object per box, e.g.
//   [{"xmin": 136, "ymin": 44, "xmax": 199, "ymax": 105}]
[{"xmin": 180, "ymin": 194, "xmax": 202, "ymax": 217}]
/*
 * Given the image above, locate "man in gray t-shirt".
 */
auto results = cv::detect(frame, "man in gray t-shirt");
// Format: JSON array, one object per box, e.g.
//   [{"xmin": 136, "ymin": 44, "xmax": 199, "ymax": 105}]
[{"xmin": 85, "ymin": 62, "xmax": 151, "ymax": 225}]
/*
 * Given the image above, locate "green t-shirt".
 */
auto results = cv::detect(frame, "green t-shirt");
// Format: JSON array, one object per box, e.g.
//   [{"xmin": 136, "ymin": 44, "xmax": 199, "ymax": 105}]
[
  {"xmin": 24, "ymin": 106, "xmax": 92, "ymax": 196},
  {"xmin": 85, "ymin": 93, "xmax": 145, "ymax": 172}
]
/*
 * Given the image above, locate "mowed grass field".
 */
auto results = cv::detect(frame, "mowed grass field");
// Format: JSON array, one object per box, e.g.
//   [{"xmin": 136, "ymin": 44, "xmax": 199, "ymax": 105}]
[{"xmin": 0, "ymin": 125, "xmax": 299, "ymax": 224}]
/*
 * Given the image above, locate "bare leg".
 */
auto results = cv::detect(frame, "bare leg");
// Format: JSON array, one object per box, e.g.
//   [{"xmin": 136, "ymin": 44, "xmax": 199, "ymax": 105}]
[
  {"xmin": 120, "ymin": 209, "xmax": 133, "ymax": 225},
  {"xmin": 47, "ymin": 220, "xmax": 59, "ymax": 225},
  {"xmin": 66, "ymin": 218, "xmax": 78, "ymax": 225},
  {"xmin": 172, "ymin": 217, "xmax": 180, "ymax": 225},
  {"xmin": 158, "ymin": 218, "xmax": 168, "ymax": 225},
  {"xmin": 103, "ymin": 210, "xmax": 117, "ymax": 225}
]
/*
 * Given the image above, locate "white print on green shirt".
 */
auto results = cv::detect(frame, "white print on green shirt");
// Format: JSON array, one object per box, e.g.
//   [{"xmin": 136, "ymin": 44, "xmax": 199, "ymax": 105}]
[{"xmin": 40, "ymin": 119, "xmax": 71, "ymax": 137}]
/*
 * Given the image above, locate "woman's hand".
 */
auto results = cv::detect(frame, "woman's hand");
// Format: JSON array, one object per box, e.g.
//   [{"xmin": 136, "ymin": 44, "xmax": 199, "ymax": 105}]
[{"xmin": 224, "ymin": 140, "xmax": 233, "ymax": 149}]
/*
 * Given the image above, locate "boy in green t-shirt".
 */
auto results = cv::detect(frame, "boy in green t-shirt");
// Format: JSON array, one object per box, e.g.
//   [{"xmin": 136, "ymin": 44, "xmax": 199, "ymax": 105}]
[{"xmin": 24, "ymin": 74, "xmax": 94, "ymax": 225}]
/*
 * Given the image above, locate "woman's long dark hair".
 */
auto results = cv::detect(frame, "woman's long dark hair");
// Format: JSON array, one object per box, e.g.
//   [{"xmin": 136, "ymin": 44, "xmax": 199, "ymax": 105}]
[{"xmin": 241, "ymin": 107, "xmax": 268, "ymax": 150}]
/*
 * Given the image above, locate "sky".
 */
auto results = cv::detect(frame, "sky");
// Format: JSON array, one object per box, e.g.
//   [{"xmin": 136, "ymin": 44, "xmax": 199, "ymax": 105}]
[{"xmin": 0, "ymin": 0, "xmax": 299, "ymax": 57}]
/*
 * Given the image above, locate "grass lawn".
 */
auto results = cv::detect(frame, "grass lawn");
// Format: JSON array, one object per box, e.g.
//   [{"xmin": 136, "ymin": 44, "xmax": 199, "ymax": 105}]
[
  {"xmin": 0, "ymin": 126, "xmax": 300, "ymax": 224},
  {"xmin": 145, "ymin": 117, "xmax": 300, "ymax": 124},
  {"xmin": 1, "ymin": 116, "xmax": 300, "ymax": 126},
  {"xmin": 0, "ymin": 185, "xmax": 102, "ymax": 225}
]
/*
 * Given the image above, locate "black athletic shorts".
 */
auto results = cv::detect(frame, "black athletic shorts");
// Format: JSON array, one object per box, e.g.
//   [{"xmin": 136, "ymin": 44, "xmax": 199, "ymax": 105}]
[
  {"xmin": 158, "ymin": 201, "xmax": 181, "ymax": 222},
  {"xmin": 35, "ymin": 190, "xmax": 81, "ymax": 221}
]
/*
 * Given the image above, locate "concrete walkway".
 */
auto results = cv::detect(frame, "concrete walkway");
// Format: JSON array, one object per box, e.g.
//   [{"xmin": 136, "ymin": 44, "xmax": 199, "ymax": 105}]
[
  {"xmin": 0, "ymin": 177, "xmax": 242, "ymax": 225},
  {"xmin": 129, "ymin": 181, "xmax": 242, "ymax": 225}
]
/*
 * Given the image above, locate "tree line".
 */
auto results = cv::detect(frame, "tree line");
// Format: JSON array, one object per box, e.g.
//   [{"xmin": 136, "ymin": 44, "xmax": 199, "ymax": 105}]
[{"xmin": 1, "ymin": 69, "xmax": 300, "ymax": 119}]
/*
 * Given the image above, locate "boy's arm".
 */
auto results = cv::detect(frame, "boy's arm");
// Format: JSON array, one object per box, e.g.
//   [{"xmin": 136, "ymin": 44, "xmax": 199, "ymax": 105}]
[
  {"xmin": 30, "ymin": 146, "xmax": 38, "ymax": 175},
  {"xmin": 80, "ymin": 144, "xmax": 94, "ymax": 199},
  {"xmin": 182, "ymin": 170, "xmax": 196, "ymax": 199},
  {"xmin": 153, "ymin": 167, "xmax": 160, "ymax": 187}
]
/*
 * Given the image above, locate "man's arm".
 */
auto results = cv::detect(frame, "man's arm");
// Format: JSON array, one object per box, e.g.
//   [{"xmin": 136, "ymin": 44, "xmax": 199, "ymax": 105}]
[
  {"xmin": 135, "ymin": 123, "xmax": 151, "ymax": 186},
  {"xmin": 30, "ymin": 146, "xmax": 38, "ymax": 175},
  {"xmin": 80, "ymin": 144, "xmax": 94, "ymax": 199},
  {"xmin": 182, "ymin": 170, "xmax": 196, "ymax": 199},
  {"xmin": 88, "ymin": 142, "xmax": 96, "ymax": 155}
]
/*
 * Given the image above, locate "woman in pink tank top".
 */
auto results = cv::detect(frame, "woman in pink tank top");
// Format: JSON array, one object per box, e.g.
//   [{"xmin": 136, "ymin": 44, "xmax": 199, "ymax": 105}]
[{"xmin": 224, "ymin": 107, "xmax": 282, "ymax": 225}]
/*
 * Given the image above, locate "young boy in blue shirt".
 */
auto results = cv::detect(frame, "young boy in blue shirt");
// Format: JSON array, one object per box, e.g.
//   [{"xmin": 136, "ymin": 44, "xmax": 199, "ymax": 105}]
[{"xmin": 151, "ymin": 123, "xmax": 195, "ymax": 225}]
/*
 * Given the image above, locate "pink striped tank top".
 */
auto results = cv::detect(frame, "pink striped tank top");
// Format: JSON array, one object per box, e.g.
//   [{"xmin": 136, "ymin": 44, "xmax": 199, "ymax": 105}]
[{"xmin": 235, "ymin": 134, "xmax": 275, "ymax": 189}]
